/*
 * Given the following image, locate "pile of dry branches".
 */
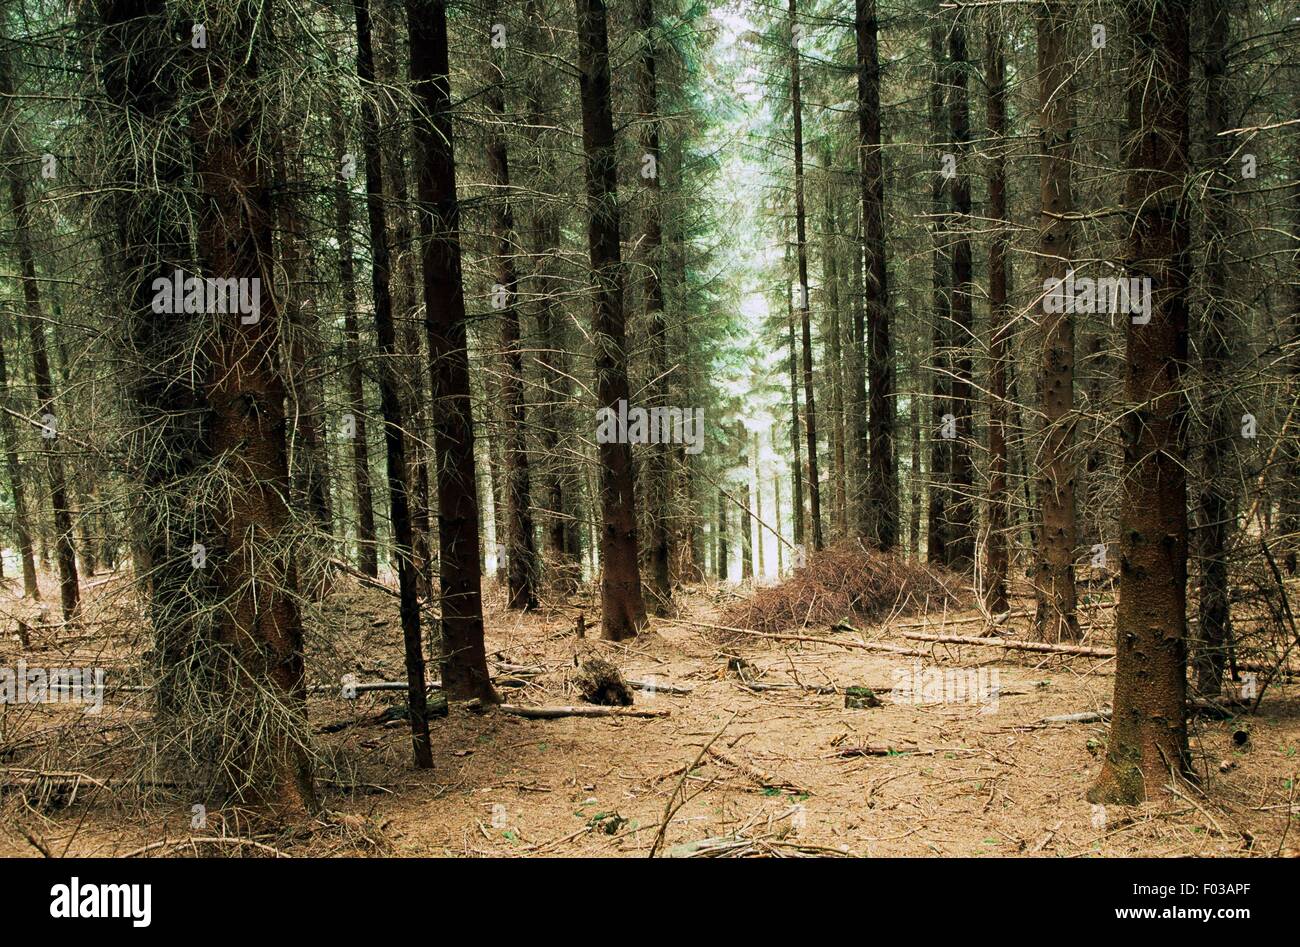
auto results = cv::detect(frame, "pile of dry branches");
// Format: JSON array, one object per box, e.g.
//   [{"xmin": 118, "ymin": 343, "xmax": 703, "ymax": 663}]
[{"xmin": 719, "ymin": 544, "xmax": 963, "ymax": 634}]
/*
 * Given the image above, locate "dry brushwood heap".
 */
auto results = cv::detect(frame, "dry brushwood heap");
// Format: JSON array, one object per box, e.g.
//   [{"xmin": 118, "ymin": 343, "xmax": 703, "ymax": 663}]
[{"xmin": 721, "ymin": 545, "xmax": 963, "ymax": 634}]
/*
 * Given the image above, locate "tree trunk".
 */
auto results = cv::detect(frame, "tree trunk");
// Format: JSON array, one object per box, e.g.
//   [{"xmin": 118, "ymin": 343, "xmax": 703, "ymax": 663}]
[
  {"xmin": 636, "ymin": 0, "xmax": 672, "ymax": 613},
  {"xmin": 945, "ymin": 14, "xmax": 975, "ymax": 571},
  {"xmin": 984, "ymin": 19, "xmax": 1010, "ymax": 615},
  {"xmin": 823, "ymin": 185, "xmax": 847, "ymax": 539},
  {"xmin": 191, "ymin": 0, "xmax": 315, "ymax": 815},
  {"xmin": 787, "ymin": 274, "xmax": 805, "ymax": 547},
  {"xmin": 485, "ymin": 10, "xmax": 539, "ymax": 611},
  {"xmin": 357, "ymin": 0, "xmax": 434, "ymax": 765},
  {"xmin": 0, "ymin": 310, "xmax": 37, "ymax": 598},
  {"xmin": 1032, "ymin": 3, "xmax": 1081, "ymax": 642},
  {"xmin": 716, "ymin": 488, "xmax": 728, "ymax": 581},
  {"xmin": 856, "ymin": 0, "xmax": 895, "ymax": 550},
  {"xmin": 408, "ymin": 0, "xmax": 497, "ymax": 699},
  {"xmin": 575, "ymin": 0, "xmax": 648, "ymax": 639},
  {"xmin": 332, "ymin": 109, "xmax": 379, "ymax": 578},
  {"xmin": 1089, "ymin": 0, "xmax": 1193, "ymax": 805},
  {"xmin": 790, "ymin": 0, "xmax": 823, "ymax": 551},
  {"xmin": 1192, "ymin": 0, "xmax": 1237, "ymax": 698},
  {"xmin": 926, "ymin": 21, "xmax": 949, "ymax": 567},
  {"xmin": 0, "ymin": 50, "xmax": 80, "ymax": 622}
]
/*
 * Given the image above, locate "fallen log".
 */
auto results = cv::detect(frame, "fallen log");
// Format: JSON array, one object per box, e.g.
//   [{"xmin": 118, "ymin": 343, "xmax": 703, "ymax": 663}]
[
  {"xmin": 471, "ymin": 701, "xmax": 670, "ymax": 720},
  {"xmin": 665, "ymin": 617, "xmax": 929, "ymax": 658},
  {"xmin": 900, "ymin": 631, "xmax": 1114, "ymax": 657},
  {"xmin": 627, "ymin": 679, "xmax": 694, "ymax": 695},
  {"xmin": 900, "ymin": 630, "xmax": 1292, "ymax": 674}
]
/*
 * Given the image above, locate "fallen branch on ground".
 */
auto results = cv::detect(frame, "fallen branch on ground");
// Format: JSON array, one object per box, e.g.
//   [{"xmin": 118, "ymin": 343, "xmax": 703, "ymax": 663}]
[
  {"xmin": 469, "ymin": 701, "xmax": 670, "ymax": 720},
  {"xmin": 901, "ymin": 630, "xmax": 1291, "ymax": 675},
  {"xmin": 706, "ymin": 746, "xmax": 808, "ymax": 795},
  {"xmin": 666, "ymin": 617, "xmax": 929, "ymax": 657}
]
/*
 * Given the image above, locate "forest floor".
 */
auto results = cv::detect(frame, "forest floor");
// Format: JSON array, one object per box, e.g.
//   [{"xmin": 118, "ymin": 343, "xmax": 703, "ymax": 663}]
[{"xmin": 2, "ymin": 564, "xmax": 1299, "ymax": 858}]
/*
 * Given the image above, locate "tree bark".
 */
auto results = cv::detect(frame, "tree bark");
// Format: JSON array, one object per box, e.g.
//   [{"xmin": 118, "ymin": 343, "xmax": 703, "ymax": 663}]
[
  {"xmin": 945, "ymin": 14, "xmax": 975, "ymax": 571},
  {"xmin": 926, "ymin": 21, "xmax": 949, "ymax": 566},
  {"xmin": 408, "ymin": 0, "xmax": 497, "ymax": 698},
  {"xmin": 1032, "ymin": 2, "xmax": 1081, "ymax": 642},
  {"xmin": 790, "ymin": 0, "xmax": 823, "ymax": 551},
  {"xmin": 357, "ymin": 0, "xmax": 434, "ymax": 765},
  {"xmin": 1089, "ymin": 0, "xmax": 1193, "ymax": 805},
  {"xmin": 191, "ymin": 0, "xmax": 315, "ymax": 815},
  {"xmin": 0, "ymin": 49, "xmax": 80, "ymax": 622},
  {"xmin": 575, "ymin": 0, "xmax": 648, "ymax": 639},
  {"xmin": 485, "ymin": 9, "xmax": 539, "ymax": 611},
  {"xmin": 984, "ymin": 18, "xmax": 1010, "ymax": 615},
  {"xmin": 636, "ymin": 0, "xmax": 672, "ymax": 613},
  {"xmin": 1193, "ymin": 0, "xmax": 1237, "ymax": 697},
  {"xmin": 856, "ymin": 0, "xmax": 895, "ymax": 550}
]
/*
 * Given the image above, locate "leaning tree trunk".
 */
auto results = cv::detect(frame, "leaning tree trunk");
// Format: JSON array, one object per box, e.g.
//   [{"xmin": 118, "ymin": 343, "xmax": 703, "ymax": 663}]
[
  {"xmin": 1032, "ymin": 1, "xmax": 1081, "ymax": 642},
  {"xmin": 576, "ymin": 0, "xmax": 648, "ymax": 640},
  {"xmin": 408, "ymin": 0, "xmax": 497, "ymax": 699},
  {"xmin": 1089, "ymin": 0, "xmax": 1193, "ymax": 805}
]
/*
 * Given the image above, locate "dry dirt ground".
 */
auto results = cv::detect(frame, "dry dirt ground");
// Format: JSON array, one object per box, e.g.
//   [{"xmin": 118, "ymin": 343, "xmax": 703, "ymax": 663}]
[{"xmin": 2, "ymin": 566, "xmax": 1298, "ymax": 858}]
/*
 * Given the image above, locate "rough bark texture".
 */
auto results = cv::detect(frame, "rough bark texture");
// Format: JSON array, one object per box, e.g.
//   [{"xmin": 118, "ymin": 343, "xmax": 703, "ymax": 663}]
[
  {"xmin": 575, "ymin": 0, "xmax": 648, "ymax": 640},
  {"xmin": 1089, "ymin": 0, "xmax": 1193, "ymax": 805},
  {"xmin": 637, "ymin": 0, "xmax": 671, "ymax": 613},
  {"xmin": 357, "ymin": 0, "xmax": 433, "ymax": 765},
  {"xmin": 408, "ymin": 0, "xmax": 497, "ymax": 698},
  {"xmin": 192, "ymin": 1, "xmax": 316, "ymax": 816},
  {"xmin": 1033, "ymin": 4, "xmax": 1081, "ymax": 642},
  {"xmin": 1193, "ymin": 0, "xmax": 1236, "ymax": 697},
  {"xmin": 485, "ymin": 11, "xmax": 539, "ymax": 611},
  {"xmin": 856, "ymin": 0, "xmax": 895, "ymax": 550},
  {"xmin": 790, "ymin": 0, "xmax": 823, "ymax": 551},
  {"xmin": 945, "ymin": 15, "xmax": 975, "ymax": 571},
  {"xmin": 984, "ymin": 20, "xmax": 1010, "ymax": 615}
]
